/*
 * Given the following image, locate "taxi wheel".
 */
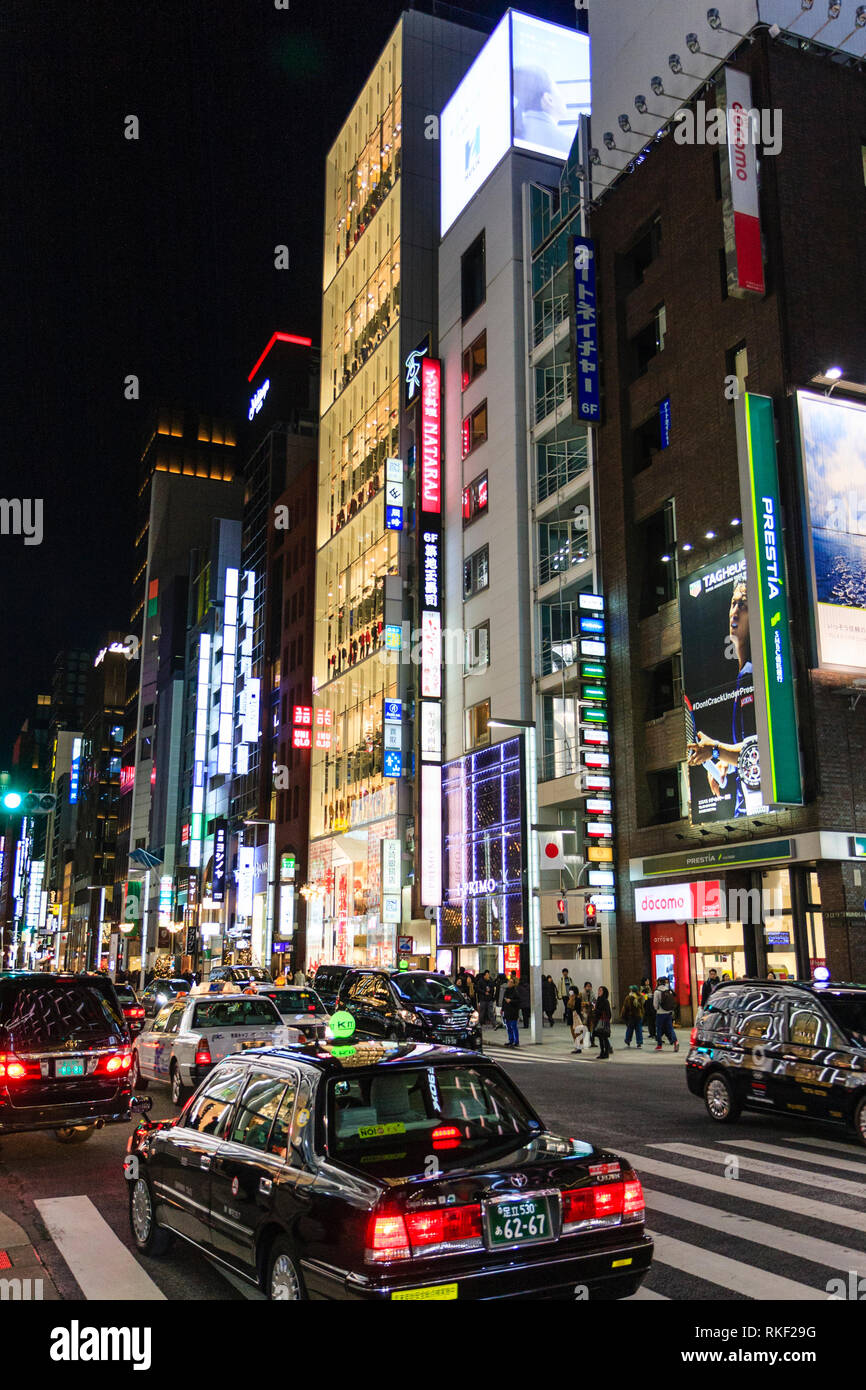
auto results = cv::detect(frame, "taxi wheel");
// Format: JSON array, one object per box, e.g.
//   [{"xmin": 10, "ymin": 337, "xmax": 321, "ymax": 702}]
[
  {"xmin": 703, "ymin": 1071, "xmax": 741, "ymax": 1124},
  {"xmin": 266, "ymin": 1237, "xmax": 307, "ymax": 1300},
  {"xmin": 55, "ymin": 1126, "xmax": 96, "ymax": 1145},
  {"xmin": 854, "ymin": 1095, "xmax": 866, "ymax": 1149},
  {"xmin": 129, "ymin": 1174, "xmax": 173, "ymax": 1256},
  {"xmin": 131, "ymin": 1053, "xmax": 148, "ymax": 1090},
  {"xmin": 170, "ymin": 1063, "xmax": 189, "ymax": 1107}
]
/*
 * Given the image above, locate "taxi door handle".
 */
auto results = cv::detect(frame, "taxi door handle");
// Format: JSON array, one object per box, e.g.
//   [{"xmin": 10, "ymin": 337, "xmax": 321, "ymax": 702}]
[
  {"xmin": 781, "ymin": 1054, "xmax": 798, "ymax": 1062},
  {"xmin": 259, "ymin": 1177, "xmax": 272, "ymax": 1196},
  {"xmin": 200, "ymin": 1155, "xmax": 212, "ymax": 1170}
]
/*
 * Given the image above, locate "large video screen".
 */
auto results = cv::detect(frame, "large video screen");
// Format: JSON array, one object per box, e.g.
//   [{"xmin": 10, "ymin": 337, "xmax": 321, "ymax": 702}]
[
  {"xmin": 680, "ymin": 551, "xmax": 767, "ymax": 824},
  {"xmin": 796, "ymin": 390, "xmax": 866, "ymax": 672},
  {"xmin": 440, "ymin": 12, "xmax": 591, "ymax": 236}
]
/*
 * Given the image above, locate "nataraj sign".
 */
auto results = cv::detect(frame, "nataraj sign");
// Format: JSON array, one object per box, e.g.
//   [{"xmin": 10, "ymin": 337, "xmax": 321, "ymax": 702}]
[
  {"xmin": 419, "ymin": 358, "xmax": 441, "ymax": 513},
  {"xmin": 635, "ymin": 880, "xmax": 722, "ymax": 923}
]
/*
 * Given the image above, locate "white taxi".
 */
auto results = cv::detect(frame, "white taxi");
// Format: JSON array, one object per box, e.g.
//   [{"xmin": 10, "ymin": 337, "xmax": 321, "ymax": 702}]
[{"xmin": 130, "ymin": 993, "xmax": 299, "ymax": 1106}]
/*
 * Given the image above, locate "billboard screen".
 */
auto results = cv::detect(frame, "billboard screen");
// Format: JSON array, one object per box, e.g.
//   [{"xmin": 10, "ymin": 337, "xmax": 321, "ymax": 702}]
[
  {"xmin": 440, "ymin": 11, "xmax": 590, "ymax": 236},
  {"xmin": 795, "ymin": 389, "xmax": 866, "ymax": 672},
  {"xmin": 680, "ymin": 551, "xmax": 766, "ymax": 824}
]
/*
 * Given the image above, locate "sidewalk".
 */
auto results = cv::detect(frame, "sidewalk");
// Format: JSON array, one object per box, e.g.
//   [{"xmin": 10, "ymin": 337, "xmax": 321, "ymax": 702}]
[
  {"xmin": 0, "ymin": 1209, "xmax": 64, "ymax": 1301},
  {"xmin": 482, "ymin": 1019, "xmax": 685, "ymax": 1064}
]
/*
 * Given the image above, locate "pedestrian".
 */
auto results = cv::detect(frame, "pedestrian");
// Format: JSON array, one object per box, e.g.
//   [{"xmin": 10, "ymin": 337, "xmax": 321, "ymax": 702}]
[
  {"xmin": 767, "ymin": 970, "xmax": 777, "ymax": 980},
  {"xmin": 700, "ymin": 967, "xmax": 721, "ymax": 1007},
  {"xmin": 621, "ymin": 984, "xmax": 644, "ymax": 1048},
  {"xmin": 293, "ymin": 968, "xmax": 305, "ymax": 985},
  {"xmin": 652, "ymin": 976, "xmax": 680, "ymax": 1052},
  {"xmin": 558, "ymin": 968, "xmax": 573, "ymax": 1024},
  {"xmin": 502, "ymin": 978, "xmax": 521, "ymax": 1047},
  {"xmin": 476, "ymin": 969, "xmax": 496, "ymax": 1027},
  {"xmin": 465, "ymin": 970, "xmax": 476, "ymax": 1003},
  {"xmin": 517, "ymin": 974, "xmax": 530, "ymax": 1028},
  {"xmin": 580, "ymin": 981, "xmax": 596, "ymax": 1047},
  {"xmin": 455, "ymin": 967, "xmax": 469, "ymax": 996},
  {"xmin": 567, "ymin": 984, "xmax": 585, "ymax": 1053},
  {"xmin": 542, "ymin": 975, "xmax": 557, "ymax": 1027},
  {"xmin": 594, "ymin": 985, "xmax": 612, "ymax": 1059}
]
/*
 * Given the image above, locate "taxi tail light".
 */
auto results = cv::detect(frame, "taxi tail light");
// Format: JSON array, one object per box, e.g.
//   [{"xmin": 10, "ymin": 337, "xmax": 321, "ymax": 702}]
[
  {"xmin": 195, "ymin": 1045, "xmax": 213, "ymax": 1066},
  {"xmin": 406, "ymin": 1203, "xmax": 483, "ymax": 1252},
  {"xmin": 690, "ymin": 1026, "xmax": 698, "ymax": 1045},
  {"xmin": 365, "ymin": 1212, "xmax": 412, "ymax": 1263},
  {"xmin": 94, "ymin": 1051, "xmax": 133, "ymax": 1075},
  {"xmin": 622, "ymin": 1173, "xmax": 645, "ymax": 1222},
  {"xmin": 561, "ymin": 1181, "xmax": 626, "ymax": 1231},
  {"xmin": 125, "ymin": 1006, "xmax": 145, "ymax": 1019},
  {"xmin": 307, "ymin": 1005, "xmax": 316, "ymax": 1012},
  {"xmin": 431, "ymin": 1125, "xmax": 461, "ymax": 1151},
  {"xmin": 0, "ymin": 1052, "xmax": 40, "ymax": 1082}
]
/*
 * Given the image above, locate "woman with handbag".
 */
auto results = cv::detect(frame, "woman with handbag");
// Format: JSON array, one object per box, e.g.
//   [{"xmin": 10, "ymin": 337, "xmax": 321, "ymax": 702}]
[{"xmin": 594, "ymin": 985, "xmax": 613, "ymax": 1060}]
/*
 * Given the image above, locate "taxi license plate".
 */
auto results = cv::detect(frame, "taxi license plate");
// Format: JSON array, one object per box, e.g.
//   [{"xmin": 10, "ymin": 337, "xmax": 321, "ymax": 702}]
[
  {"xmin": 487, "ymin": 1195, "xmax": 554, "ymax": 1248},
  {"xmin": 391, "ymin": 1283, "xmax": 458, "ymax": 1301},
  {"xmin": 56, "ymin": 1059, "xmax": 85, "ymax": 1077}
]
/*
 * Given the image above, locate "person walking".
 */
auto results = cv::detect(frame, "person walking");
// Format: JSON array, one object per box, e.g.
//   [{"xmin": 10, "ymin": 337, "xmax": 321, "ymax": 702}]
[
  {"xmin": 455, "ymin": 967, "xmax": 469, "ymax": 997},
  {"xmin": 558, "ymin": 968, "xmax": 573, "ymax": 1025},
  {"xmin": 621, "ymin": 984, "xmax": 644, "ymax": 1048},
  {"xmin": 517, "ymin": 974, "xmax": 531, "ymax": 1028},
  {"xmin": 580, "ymin": 981, "xmax": 597, "ymax": 1047},
  {"xmin": 476, "ymin": 969, "xmax": 496, "ymax": 1027},
  {"xmin": 542, "ymin": 975, "xmax": 557, "ymax": 1027},
  {"xmin": 700, "ymin": 967, "xmax": 721, "ymax": 1008},
  {"xmin": 502, "ymin": 978, "xmax": 521, "ymax": 1047},
  {"xmin": 567, "ymin": 984, "xmax": 585, "ymax": 1053},
  {"xmin": 653, "ymin": 976, "xmax": 680, "ymax": 1052},
  {"xmin": 594, "ymin": 986, "xmax": 612, "ymax": 1059}
]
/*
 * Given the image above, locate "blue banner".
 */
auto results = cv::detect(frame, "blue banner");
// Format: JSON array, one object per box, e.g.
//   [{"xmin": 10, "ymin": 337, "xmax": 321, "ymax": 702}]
[{"xmin": 573, "ymin": 236, "xmax": 601, "ymax": 424}]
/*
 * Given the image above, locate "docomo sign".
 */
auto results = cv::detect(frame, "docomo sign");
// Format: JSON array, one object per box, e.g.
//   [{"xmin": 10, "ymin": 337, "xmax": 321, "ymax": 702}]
[
  {"xmin": 419, "ymin": 358, "xmax": 441, "ymax": 513},
  {"xmin": 634, "ymin": 880, "xmax": 722, "ymax": 923},
  {"xmin": 720, "ymin": 67, "xmax": 764, "ymax": 296}
]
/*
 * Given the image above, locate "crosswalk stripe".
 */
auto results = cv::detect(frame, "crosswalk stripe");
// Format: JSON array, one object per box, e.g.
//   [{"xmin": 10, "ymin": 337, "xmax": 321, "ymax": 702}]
[
  {"xmin": 643, "ymin": 1186, "xmax": 866, "ymax": 1273},
  {"xmin": 484, "ymin": 1048, "xmax": 574, "ymax": 1066},
  {"xmin": 618, "ymin": 1150, "xmax": 866, "ymax": 1234},
  {"xmin": 652, "ymin": 1142, "xmax": 866, "ymax": 1198},
  {"xmin": 35, "ymin": 1195, "xmax": 166, "ymax": 1301},
  {"xmin": 721, "ymin": 1138, "xmax": 866, "ymax": 1176},
  {"xmin": 647, "ymin": 1230, "xmax": 826, "ymax": 1300},
  {"xmin": 625, "ymin": 1284, "xmax": 669, "ymax": 1299},
  {"xmin": 783, "ymin": 1134, "xmax": 866, "ymax": 1159}
]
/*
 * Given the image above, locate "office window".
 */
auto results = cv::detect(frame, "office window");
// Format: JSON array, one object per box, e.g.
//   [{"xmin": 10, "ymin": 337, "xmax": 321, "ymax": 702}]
[
  {"xmin": 637, "ymin": 502, "xmax": 676, "ymax": 619},
  {"xmin": 621, "ymin": 215, "xmax": 662, "ymax": 293},
  {"xmin": 632, "ymin": 407, "xmax": 664, "ymax": 476},
  {"xmin": 465, "ymin": 699, "xmax": 490, "ymax": 750},
  {"xmin": 461, "ymin": 231, "xmax": 486, "ymax": 322},
  {"xmin": 629, "ymin": 304, "xmax": 666, "ymax": 379},
  {"xmin": 464, "ymin": 621, "xmax": 490, "ymax": 675},
  {"xmin": 646, "ymin": 767, "xmax": 682, "ymax": 825},
  {"xmin": 725, "ymin": 341, "xmax": 749, "ymax": 400},
  {"xmin": 462, "ymin": 472, "xmax": 488, "ymax": 525},
  {"xmin": 462, "ymin": 330, "xmax": 487, "ymax": 389},
  {"xmin": 463, "ymin": 544, "xmax": 489, "ymax": 598},
  {"xmin": 645, "ymin": 656, "xmax": 681, "ymax": 721},
  {"xmin": 461, "ymin": 400, "xmax": 488, "ymax": 458}
]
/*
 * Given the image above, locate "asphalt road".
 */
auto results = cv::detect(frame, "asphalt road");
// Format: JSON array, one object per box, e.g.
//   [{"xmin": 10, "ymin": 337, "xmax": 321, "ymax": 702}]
[{"xmin": 2, "ymin": 1044, "xmax": 865, "ymax": 1303}]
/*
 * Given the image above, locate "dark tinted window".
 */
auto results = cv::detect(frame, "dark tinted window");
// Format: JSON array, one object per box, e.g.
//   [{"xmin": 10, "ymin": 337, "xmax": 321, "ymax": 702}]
[
  {"xmin": 265, "ymin": 990, "xmax": 322, "ymax": 1015},
  {"xmin": 821, "ymin": 993, "xmax": 866, "ymax": 1046},
  {"xmin": 461, "ymin": 231, "xmax": 486, "ymax": 322},
  {"xmin": 191, "ymin": 998, "xmax": 281, "ymax": 1028},
  {"xmin": 0, "ymin": 978, "xmax": 124, "ymax": 1049},
  {"xmin": 114, "ymin": 985, "xmax": 138, "ymax": 1004},
  {"xmin": 788, "ymin": 1005, "xmax": 845, "ymax": 1050},
  {"xmin": 392, "ymin": 976, "xmax": 469, "ymax": 1008},
  {"xmin": 230, "ymin": 1072, "xmax": 292, "ymax": 1151},
  {"xmin": 184, "ymin": 1065, "xmax": 246, "ymax": 1136}
]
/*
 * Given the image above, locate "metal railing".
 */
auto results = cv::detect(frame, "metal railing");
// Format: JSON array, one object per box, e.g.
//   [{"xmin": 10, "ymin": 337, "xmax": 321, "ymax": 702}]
[
  {"xmin": 536, "ymin": 438, "xmax": 589, "ymax": 503},
  {"xmin": 534, "ymin": 367, "xmax": 571, "ymax": 426},
  {"xmin": 533, "ymin": 295, "xmax": 569, "ymax": 347},
  {"xmin": 537, "ymin": 537, "xmax": 590, "ymax": 588}
]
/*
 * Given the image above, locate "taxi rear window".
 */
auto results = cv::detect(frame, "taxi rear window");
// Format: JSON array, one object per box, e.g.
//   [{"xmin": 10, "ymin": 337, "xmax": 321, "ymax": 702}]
[
  {"xmin": 266, "ymin": 990, "xmax": 322, "ymax": 1015},
  {"xmin": 192, "ymin": 998, "xmax": 281, "ymax": 1029},
  {"xmin": 821, "ymin": 993, "xmax": 866, "ymax": 1045},
  {"xmin": 327, "ymin": 1064, "xmax": 539, "ymax": 1172}
]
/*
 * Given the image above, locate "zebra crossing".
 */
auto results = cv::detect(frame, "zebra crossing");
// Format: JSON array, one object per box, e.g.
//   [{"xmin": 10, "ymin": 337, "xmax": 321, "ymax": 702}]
[
  {"xmin": 483, "ymin": 1042, "xmax": 578, "ymax": 1067},
  {"xmin": 620, "ymin": 1134, "xmax": 866, "ymax": 1300}
]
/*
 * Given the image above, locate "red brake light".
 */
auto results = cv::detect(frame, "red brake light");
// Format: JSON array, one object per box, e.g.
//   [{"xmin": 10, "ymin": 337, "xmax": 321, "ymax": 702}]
[
  {"xmin": 195, "ymin": 1046, "xmax": 212, "ymax": 1066},
  {"xmin": 431, "ymin": 1125, "xmax": 461, "ymax": 1150},
  {"xmin": 406, "ymin": 1204, "xmax": 482, "ymax": 1250},
  {"xmin": 307, "ymin": 1005, "xmax": 316, "ymax": 1012},
  {"xmin": 0, "ymin": 1053, "xmax": 38, "ymax": 1081},
  {"xmin": 690, "ymin": 1025, "xmax": 698, "ymax": 1045},
  {"xmin": 95, "ymin": 1051, "xmax": 133, "ymax": 1076},
  {"xmin": 623, "ymin": 1176, "xmax": 645, "ymax": 1218},
  {"xmin": 366, "ymin": 1213, "xmax": 411, "ymax": 1263},
  {"xmin": 125, "ymin": 1006, "xmax": 145, "ymax": 1019}
]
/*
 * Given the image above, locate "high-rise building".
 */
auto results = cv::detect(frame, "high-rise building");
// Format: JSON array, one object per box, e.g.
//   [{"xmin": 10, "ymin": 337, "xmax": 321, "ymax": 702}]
[{"xmin": 307, "ymin": 8, "xmax": 487, "ymax": 973}]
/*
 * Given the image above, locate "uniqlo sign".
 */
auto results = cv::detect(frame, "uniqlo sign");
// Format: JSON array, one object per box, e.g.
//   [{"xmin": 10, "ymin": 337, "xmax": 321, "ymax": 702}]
[
  {"xmin": 293, "ymin": 705, "xmax": 312, "ymax": 726},
  {"xmin": 314, "ymin": 708, "xmax": 333, "ymax": 750},
  {"xmin": 419, "ymin": 358, "xmax": 441, "ymax": 513},
  {"xmin": 634, "ymin": 880, "xmax": 722, "ymax": 922},
  {"xmin": 292, "ymin": 727, "xmax": 312, "ymax": 749}
]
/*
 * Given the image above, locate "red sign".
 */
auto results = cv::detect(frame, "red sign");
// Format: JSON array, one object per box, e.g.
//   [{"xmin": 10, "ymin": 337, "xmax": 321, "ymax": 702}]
[
  {"xmin": 420, "ymin": 358, "xmax": 441, "ymax": 513},
  {"xmin": 504, "ymin": 943, "xmax": 521, "ymax": 977},
  {"xmin": 293, "ymin": 705, "xmax": 312, "ymax": 726},
  {"xmin": 292, "ymin": 728, "xmax": 312, "ymax": 749},
  {"xmin": 723, "ymin": 68, "xmax": 765, "ymax": 296}
]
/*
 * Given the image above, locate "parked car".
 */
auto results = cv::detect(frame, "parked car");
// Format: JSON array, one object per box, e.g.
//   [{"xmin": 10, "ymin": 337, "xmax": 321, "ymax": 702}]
[
  {"xmin": 124, "ymin": 1039, "xmax": 651, "ymax": 1300},
  {"xmin": 337, "ymin": 969, "xmax": 481, "ymax": 1050},
  {"xmin": 114, "ymin": 982, "xmax": 146, "ymax": 1036},
  {"xmin": 687, "ymin": 977, "xmax": 866, "ymax": 1145},
  {"xmin": 312, "ymin": 965, "xmax": 353, "ymax": 1012},
  {"xmin": 0, "ymin": 970, "xmax": 133, "ymax": 1143}
]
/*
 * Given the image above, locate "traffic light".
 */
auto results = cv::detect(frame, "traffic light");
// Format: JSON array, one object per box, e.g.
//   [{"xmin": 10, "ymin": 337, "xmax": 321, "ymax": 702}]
[
  {"xmin": 1, "ymin": 790, "xmax": 56, "ymax": 815},
  {"xmin": 584, "ymin": 900, "xmax": 598, "ymax": 929},
  {"xmin": 556, "ymin": 897, "xmax": 568, "ymax": 926}
]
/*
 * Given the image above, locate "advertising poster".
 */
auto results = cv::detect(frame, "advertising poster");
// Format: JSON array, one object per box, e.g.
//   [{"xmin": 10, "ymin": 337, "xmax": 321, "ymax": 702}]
[
  {"xmin": 680, "ymin": 551, "xmax": 766, "ymax": 824},
  {"xmin": 511, "ymin": 12, "xmax": 590, "ymax": 160},
  {"xmin": 796, "ymin": 390, "xmax": 866, "ymax": 672}
]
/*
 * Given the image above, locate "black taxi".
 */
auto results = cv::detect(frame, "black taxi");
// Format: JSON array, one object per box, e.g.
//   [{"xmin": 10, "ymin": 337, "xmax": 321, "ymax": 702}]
[
  {"xmin": 124, "ymin": 1034, "xmax": 652, "ymax": 1301},
  {"xmin": 687, "ymin": 977, "xmax": 866, "ymax": 1144}
]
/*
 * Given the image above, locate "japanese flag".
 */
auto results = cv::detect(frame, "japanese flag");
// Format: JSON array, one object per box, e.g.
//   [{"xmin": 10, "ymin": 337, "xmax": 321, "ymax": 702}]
[{"xmin": 538, "ymin": 832, "xmax": 564, "ymax": 867}]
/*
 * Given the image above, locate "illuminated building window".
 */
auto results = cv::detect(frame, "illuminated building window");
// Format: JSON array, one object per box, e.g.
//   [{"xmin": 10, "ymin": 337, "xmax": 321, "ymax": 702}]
[
  {"xmin": 461, "ymin": 330, "xmax": 487, "ymax": 389},
  {"xmin": 465, "ymin": 699, "xmax": 491, "ymax": 750},
  {"xmin": 461, "ymin": 400, "xmax": 488, "ymax": 459},
  {"xmin": 462, "ymin": 472, "xmax": 488, "ymax": 526}
]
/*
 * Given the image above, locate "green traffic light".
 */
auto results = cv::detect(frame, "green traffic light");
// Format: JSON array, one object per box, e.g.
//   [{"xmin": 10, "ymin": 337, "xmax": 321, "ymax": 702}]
[{"xmin": 2, "ymin": 792, "xmax": 22, "ymax": 810}]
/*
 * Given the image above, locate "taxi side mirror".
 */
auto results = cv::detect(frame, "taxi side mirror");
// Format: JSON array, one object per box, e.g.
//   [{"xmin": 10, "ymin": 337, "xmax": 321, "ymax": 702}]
[{"xmin": 130, "ymin": 1095, "xmax": 153, "ymax": 1115}]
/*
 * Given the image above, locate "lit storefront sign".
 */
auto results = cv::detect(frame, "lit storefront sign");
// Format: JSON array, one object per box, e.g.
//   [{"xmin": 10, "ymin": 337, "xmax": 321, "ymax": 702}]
[
  {"xmin": 421, "ymin": 529, "xmax": 441, "ymax": 610},
  {"xmin": 420, "ymin": 613, "xmax": 441, "ymax": 697},
  {"xmin": 576, "ymin": 597, "xmax": 616, "ymax": 913},
  {"xmin": 212, "ymin": 822, "xmax": 227, "ymax": 902},
  {"xmin": 158, "ymin": 875, "xmax": 173, "ymax": 926},
  {"xmin": 278, "ymin": 885, "xmax": 295, "ymax": 938},
  {"xmin": 572, "ymin": 236, "xmax": 601, "ymax": 423},
  {"xmin": 381, "ymin": 838, "xmax": 402, "ymax": 895},
  {"xmin": 248, "ymin": 377, "xmax": 270, "ymax": 419},
  {"xmin": 438, "ymin": 738, "xmax": 524, "ymax": 939},
  {"xmin": 405, "ymin": 335, "xmax": 431, "ymax": 406},
  {"xmin": 420, "ymin": 700, "xmax": 441, "ymax": 761},
  {"xmin": 235, "ymin": 570, "xmax": 256, "ymax": 776},
  {"xmin": 237, "ymin": 846, "xmax": 255, "ymax": 919},
  {"xmin": 421, "ymin": 763, "xmax": 443, "ymax": 906},
  {"xmin": 314, "ymin": 708, "xmax": 333, "ymax": 750},
  {"xmin": 736, "ymin": 393, "xmax": 802, "ymax": 805},
  {"xmin": 419, "ymin": 359, "xmax": 441, "ymax": 513},
  {"xmin": 69, "ymin": 737, "xmax": 82, "ymax": 805},
  {"xmin": 634, "ymin": 880, "xmax": 722, "ymax": 922},
  {"xmin": 292, "ymin": 705, "xmax": 312, "ymax": 750},
  {"xmin": 718, "ymin": 67, "xmax": 765, "ymax": 298},
  {"xmin": 191, "ymin": 633, "xmax": 211, "ymax": 869},
  {"xmin": 219, "ymin": 568, "xmax": 239, "ymax": 774},
  {"xmin": 25, "ymin": 860, "xmax": 45, "ymax": 929}
]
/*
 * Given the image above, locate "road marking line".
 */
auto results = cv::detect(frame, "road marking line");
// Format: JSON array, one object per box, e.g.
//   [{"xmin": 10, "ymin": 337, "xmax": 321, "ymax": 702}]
[
  {"xmin": 618, "ymin": 1151, "xmax": 866, "ymax": 1234},
  {"xmin": 652, "ymin": 1142, "xmax": 866, "ymax": 1198},
  {"xmin": 35, "ymin": 1195, "xmax": 166, "ymax": 1301},
  {"xmin": 721, "ymin": 1138, "xmax": 866, "ymax": 1176},
  {"xmin": 643, "ymin": 1186, "xmax": 866, "ymax": 1272},
  {"xmin": 782, "ymin": 1134, "xmax": 866, "ymax": 1158},
  {"xmin": 647, "ymin": 1230, "xmax": 826, "ymax": 1300}
]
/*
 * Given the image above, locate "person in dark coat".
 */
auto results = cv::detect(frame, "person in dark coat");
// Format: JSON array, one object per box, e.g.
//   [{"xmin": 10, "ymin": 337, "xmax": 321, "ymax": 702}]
[
  {"xmin": 517, "ymin": 975, "xmax": 531, "ymax": 1028},
  {"xmin": 542, "ymin": 975, "xmax": 557, "ymax": 1027},
  {"xmin": 594, "ymin": 985, "xmax": 613, "ymax": 1059},
  {"xmin": 700, "ymin": 968, "xmax": 721, "ymax": 1008},
  {"xmin": 476, "ymin": 969, "xmax": 496, "ymax": 1027},
  {"xmin": 502, "ymin": 980, "xmax": 521, "ymax": 1047}
]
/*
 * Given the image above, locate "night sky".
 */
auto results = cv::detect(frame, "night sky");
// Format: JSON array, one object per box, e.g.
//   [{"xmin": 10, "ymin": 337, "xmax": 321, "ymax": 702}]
[{"xmin": 0, "ymin": 0, "xmax": 572, "ymax": 763}]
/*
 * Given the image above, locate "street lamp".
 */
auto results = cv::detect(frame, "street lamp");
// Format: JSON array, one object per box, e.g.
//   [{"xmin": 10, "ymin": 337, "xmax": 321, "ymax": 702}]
[
  {"xmin": 244, "ymin": 818, "xmax": 277, "ymax": 967},
  {"xmin": 487, "ymin": 718, "xmax": 543, "ymax": 1045}
]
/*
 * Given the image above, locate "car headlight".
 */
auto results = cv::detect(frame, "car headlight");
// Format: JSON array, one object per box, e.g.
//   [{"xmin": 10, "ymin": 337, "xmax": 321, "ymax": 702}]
[
  {"xmin": 396, "ymin": 1008, "xmax": 423, "ymax": 1027},
  {"xmin": 469, "ymin": 1010, "xmax": 479, "ymax": 1026}
]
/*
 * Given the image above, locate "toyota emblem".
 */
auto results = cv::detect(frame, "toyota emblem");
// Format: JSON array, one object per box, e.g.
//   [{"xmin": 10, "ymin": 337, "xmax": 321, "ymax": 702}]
[{"xmin": 509, "ymin": 1173, "xmax": 528, "ymax": 1188}]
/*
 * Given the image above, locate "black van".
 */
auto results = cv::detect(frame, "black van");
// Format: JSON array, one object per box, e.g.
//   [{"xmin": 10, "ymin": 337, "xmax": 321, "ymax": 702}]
[
  {"xmin": 313, "ymin": 964, "xmax": 354, "ymax": 1012},
  {"xmin": 337, "ymin": 969, "xmax": 481, "ymax": 1049},
  {"xmin": 0, "ymin": 971, "xmax": 133, "ymax": 1143},
  {"xmin": 686, "ymin": 978, "xmax": 866, "ymax": 1146}
]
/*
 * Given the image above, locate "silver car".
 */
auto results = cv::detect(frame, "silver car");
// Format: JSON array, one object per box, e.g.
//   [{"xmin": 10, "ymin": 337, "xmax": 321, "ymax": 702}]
[
  {"xmin": 254, "ymin": 984, "xmax": 331, "ymax": 1041},
  {"xmin": 131, "ymin": 993, "xmax": 296, "ymax": 1106}
]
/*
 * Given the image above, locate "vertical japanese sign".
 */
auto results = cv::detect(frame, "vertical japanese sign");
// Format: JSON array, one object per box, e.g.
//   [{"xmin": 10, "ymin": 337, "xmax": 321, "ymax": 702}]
[
  {"xmin": 419, "ymin": 358, "xmax": 442, "ymax": 512},
  {"xmin": 572, "ymin": 236, "xmax": 601, "ymax": 424}
]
